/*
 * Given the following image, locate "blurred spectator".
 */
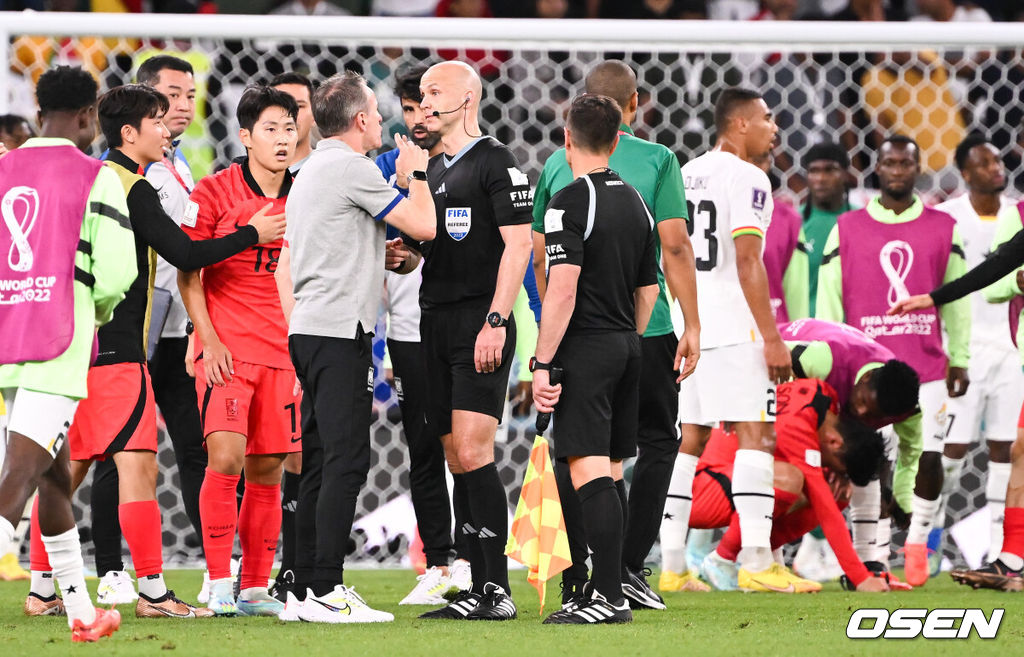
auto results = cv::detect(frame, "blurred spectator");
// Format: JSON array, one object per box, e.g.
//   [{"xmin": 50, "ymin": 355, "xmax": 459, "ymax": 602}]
[
  {"xmin": 861, "ymin": 49, "xmax": 966, "ymax": 175},
  {"xmin": 270, "ymin": 0, "xmax": 351, "ymax": 15},
  {"xmin": 912, "ymin": 0, "xmax": 991, "ymax": 21},
  {"xmin": 812, "ymin": 0, "xmax": 906, "ymax": 21},
  {"xmin": 534, "ymin": 0, "xmax": 569, "ymax": 18},
  {"xmin": 371, "ymin": 0, "xmax": 438, "ymax": 15},
  {"xmin": 707, "ymin": 0, "xmax": 759, "ymax": 19},
  {"xmin": 0, "ymin": 115, "xmax": 34, "ymax": 150}
]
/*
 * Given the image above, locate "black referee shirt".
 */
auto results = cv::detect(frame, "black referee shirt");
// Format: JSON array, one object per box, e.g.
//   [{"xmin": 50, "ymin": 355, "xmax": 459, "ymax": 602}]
[
  {"xmin": 420, "ymin": 137, "xmax": 533, "ymax": 310},
  {"xmin": 543, "ymin": 169, "xmax": 658, "ymax": 334}
]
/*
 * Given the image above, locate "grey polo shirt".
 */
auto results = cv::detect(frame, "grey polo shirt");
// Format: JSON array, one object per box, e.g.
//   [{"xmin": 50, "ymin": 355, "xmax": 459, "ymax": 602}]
[{"xmin": 285, "ymin": 139, "xmax": 403, "ymax": 339}]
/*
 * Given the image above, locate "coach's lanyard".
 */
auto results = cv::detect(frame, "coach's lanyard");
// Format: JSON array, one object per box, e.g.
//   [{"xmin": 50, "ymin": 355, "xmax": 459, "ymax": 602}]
[{"xmin": 162, "ymin": 156, "xmax": 193, "ymax": 195}]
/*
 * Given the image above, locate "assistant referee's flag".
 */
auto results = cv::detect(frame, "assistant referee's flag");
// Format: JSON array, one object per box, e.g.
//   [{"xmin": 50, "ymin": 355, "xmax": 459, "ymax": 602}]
[{"xmin": 505, "ymin": 432, "xmax": 571, "ymax": 614}]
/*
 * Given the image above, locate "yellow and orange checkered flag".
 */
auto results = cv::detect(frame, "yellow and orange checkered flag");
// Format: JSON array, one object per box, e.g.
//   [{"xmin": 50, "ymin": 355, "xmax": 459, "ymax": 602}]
[{"xmin": 505, "ymin": 430, "xmax": 572, "ymax": 614}]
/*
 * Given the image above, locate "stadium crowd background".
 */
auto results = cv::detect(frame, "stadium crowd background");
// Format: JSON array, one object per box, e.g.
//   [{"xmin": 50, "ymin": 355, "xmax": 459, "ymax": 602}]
[{"xmin": 2, "ymin": 0, "xmax": 1023, "ymax": 570}]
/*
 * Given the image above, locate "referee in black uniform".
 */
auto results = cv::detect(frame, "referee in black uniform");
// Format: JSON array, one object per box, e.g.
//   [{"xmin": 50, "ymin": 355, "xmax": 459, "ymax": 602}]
[
  {"xmin": 533, "ymin": 94, "xmax": 659, "ymax": 624},
  {"xmin": 416, "ymin": 61, "xmax": 534, "ymax": 621}
]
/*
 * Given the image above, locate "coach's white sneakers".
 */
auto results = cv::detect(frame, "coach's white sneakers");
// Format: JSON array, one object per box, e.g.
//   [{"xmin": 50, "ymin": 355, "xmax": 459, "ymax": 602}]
[
  {"xmin": 96, "ymin": 571, "xmax": 138, "ymax": 605},
  {"xmin": 448, "ymin": 559, "xmax": 472, "ymax": 595},
  {"xmin": 277, "ymin": 591, "xmax": 302, "ymax": 622},
  {"xmin": 400, "ymin": 566, "xmax": 452, "ymax": 605},
  {"xmin": 298, "ymin": 586, "xmax": 394, "ymax": 623}
]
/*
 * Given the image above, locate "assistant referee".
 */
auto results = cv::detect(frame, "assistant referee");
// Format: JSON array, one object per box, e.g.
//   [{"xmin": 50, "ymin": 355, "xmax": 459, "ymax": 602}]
[{"xmin": 533, "ymin": 94, "xmax": 659, "ymax": 625}]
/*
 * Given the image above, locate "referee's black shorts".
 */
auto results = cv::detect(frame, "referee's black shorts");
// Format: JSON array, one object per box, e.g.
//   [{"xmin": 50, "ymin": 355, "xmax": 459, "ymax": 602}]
[
  {"xmin": 551, "ymin": 330, "xmax": 642, "ymax": 461},
  {"xmin": 421, "ymin": 303, "xmax": 517, "ymax": 436}
]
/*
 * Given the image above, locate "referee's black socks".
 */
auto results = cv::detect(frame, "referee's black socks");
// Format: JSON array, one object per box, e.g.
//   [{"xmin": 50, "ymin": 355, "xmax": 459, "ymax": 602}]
[
  {"xmin": 578, "ymin": 476, "xmax": 625, "ymax": 605},
  {"xmin": 462, "ymin": 463, "xmax": 511, "ymax": 594},
  {"xmin": 452, "ymin": 472, "xmax": 487, "ymax": 595}
]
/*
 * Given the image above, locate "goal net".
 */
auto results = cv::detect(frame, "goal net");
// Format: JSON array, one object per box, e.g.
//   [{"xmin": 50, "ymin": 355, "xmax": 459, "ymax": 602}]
[{"xmin": 4, "ymin": 13, "xmax": 1021, "ymax": 568}]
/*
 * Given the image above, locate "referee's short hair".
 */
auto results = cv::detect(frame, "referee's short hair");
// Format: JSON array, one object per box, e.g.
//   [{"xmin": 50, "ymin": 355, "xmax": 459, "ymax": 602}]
[
  {"xmin": 566, "ymin": 94, "xmax": 621, "ymax": 154},
  {"xmin": 99, "ymin": 84, "xmax": 169, "ymax": 148},
  {"xmin": 312, "ymin": 70, "xmax": 369, "ymax": 138},
  {"xmin": 36, "ymin": 66, "xmax": 98, "ymax": 116},
  {"xmin": 713, "ymin": 87, "xmax": 762, "ymax": 134},
  {"xmin": 236, "ymin": 85, "xmax": 299, "ymax": 133}
]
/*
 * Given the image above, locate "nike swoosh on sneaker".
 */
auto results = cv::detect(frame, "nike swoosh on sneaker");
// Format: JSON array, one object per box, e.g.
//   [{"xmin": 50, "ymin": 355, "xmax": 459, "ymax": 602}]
[
  {"xmin": 312, "ymin": 598, "xmax": 351, "ymax": 615},
  {"xmin": 749, "ymin": 579, "xmax": 795, "ymax": 593}
]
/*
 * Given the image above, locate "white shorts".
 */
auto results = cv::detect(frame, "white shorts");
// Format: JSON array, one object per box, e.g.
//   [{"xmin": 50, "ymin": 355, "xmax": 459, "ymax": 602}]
[
  {"xmin": 1, "ymin": 388, "xmax": 78, "ymax": 459},
  {"xmin": 945, "ymin": 346, "xmax": 1024, "ymax": 445},
  {"xmin": 919, "ymin": 379, "xmax": 952, "ymax": 453},
  {"xmin": 678, "ymin": 341, "xmax": 774, "ymax": 426}
]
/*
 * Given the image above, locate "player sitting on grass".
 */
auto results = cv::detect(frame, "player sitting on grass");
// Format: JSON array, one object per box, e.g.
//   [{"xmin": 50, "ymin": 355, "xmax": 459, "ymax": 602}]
[{"xmin": 693, "ymin": 380, "xmax": 891, "ymax": 593}]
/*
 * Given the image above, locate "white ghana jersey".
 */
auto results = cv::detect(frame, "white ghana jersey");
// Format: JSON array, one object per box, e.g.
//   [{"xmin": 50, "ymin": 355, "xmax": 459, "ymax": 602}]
[
  {"xmin": 936, "ymin": 193, "xmax": 1017, "ymax": 352},
  {"xmin": 680, "ymin": 150, "xmax": 774, "ymax": 348}
]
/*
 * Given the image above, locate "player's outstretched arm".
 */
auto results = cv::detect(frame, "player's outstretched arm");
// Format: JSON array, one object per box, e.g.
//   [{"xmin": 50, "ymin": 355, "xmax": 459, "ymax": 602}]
[
  {"xmin": 736, "ymin": 233, "xmax": 791, "ymax": 383},
  {"xmin": 178, "ymin": 268, "xmax": 232, "ymax": 386}
]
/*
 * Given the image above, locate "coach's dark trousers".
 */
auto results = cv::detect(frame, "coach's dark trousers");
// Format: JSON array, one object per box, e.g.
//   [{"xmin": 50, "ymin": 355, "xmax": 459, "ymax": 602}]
[
  {"xmin": 289, "ymin": 332, "xmax": 373, "ymax": 595},
  {"xmin": 388, "ymin": 339, "xmax": 455, "ymax": 569}
]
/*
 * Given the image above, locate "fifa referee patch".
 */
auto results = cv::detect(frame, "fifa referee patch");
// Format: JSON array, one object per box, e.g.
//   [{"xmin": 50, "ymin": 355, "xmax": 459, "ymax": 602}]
[
  {"xmin": 544, "ymin": 208, "xmax": 565, "ymax": 233},
  {"xmin": 445, "ymin": 207, "xmax": 471, "ymax": 241}
]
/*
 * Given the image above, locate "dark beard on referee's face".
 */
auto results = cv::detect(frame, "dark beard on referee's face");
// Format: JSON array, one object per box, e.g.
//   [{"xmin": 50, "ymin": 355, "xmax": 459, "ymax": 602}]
[{"xmin": 409, "ymin": 124, "xmax": 440, "ymax": 151}]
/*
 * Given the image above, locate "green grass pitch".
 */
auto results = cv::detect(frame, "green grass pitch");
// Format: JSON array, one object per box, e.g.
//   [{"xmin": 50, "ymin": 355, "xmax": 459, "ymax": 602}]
[{"xmin": 0, "ymin": 569, "xmax": 1021, "ymax": 655}]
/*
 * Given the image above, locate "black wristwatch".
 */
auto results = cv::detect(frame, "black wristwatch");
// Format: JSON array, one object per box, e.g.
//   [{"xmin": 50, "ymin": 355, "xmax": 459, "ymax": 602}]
[
  {"xmin": 406, "ymin": 170, "xmax": 427, "ymax": 184},
  {"xmin": 185, "ymin": 320, "xmax": 194, "ymax": 336},
  {"xmin": 529, "ymin": 357, "xmax": 551, "ymax": 373},
  {"xmin": 486, "ymin": 311, "xmax": 509, "ymax": 328}
]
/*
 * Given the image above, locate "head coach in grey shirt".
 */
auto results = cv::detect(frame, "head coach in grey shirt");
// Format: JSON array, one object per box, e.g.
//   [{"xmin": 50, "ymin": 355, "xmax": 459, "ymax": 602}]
[{"xmin": 274, "ymin": 70, "xmax": 435, "ymax": 622}]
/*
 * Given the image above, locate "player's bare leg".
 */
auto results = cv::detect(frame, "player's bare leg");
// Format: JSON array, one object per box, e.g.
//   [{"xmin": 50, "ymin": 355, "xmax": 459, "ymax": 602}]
[{"xmin": 952, "ymin": 428, "xmax": 1024, "ymax": 591}]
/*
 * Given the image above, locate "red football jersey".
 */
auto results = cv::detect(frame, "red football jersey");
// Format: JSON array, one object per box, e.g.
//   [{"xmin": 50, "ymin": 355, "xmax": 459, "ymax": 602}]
[{"xmin": 183, "ymin": 162, "xmax": 292, "ymax": 370}]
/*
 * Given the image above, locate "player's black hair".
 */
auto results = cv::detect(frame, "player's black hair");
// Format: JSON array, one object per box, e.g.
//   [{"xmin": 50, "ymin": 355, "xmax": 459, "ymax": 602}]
[
  {"xmin": 954, "ymin": 133, "xmax": 992, "ymax": 171},
  {"xmin": 36, "ymin": 66, "xmax": 98, "ymax": 116},
  {"xmin": 312, "ymin": 70, "xmax": 368, "ymax": 138},
  {"xmin": 0, "ymin": 114, "xmax": 32, "ymax": 135},
  {"xmin": 393, "ymin": 64, "xmax": 429, "ymax": 103},
  {"xmin": 713, "ymin": 87, "xmax": 762, "ymax": 134},
  {"xmin": 270, "ymin": 71, "xmax": 315, "ymax": 97},
  {"xmin": 801, "ymin": 141, "xmax": 851, "ymax": 221},
  {"xmin": 98, "ymin": 84, "xmax": 170, "ymax": 148},
  {"xmin": 236, "ymin": 85, "xmax": 299, "ymax": 134},
  {"xmin": 879, "ymin": 134, "xmax": 921, "ymax": 163},
  {"xmin": 566, "ymin": 93, "xmax": 621, "ymax": 154},
  {"xmin": 137, "ymin": 55, "xmax": 194, "ymax": 86},
  {"xmin": 802, "ymin": 141, "xmax": 849, "ymax": 170},
  {"xmin": 837, "ymin": 417, "xmax": 886, "ymax": 487},
  {"xmin": 869, "ymin": 359, "xmax": 920, "ymax": 418}
]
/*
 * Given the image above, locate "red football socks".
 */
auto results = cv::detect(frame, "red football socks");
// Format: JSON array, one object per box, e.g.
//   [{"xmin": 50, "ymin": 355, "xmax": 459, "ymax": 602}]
[
  {"xmin": 29, "ymin": 498, "xmax": 51, "ymax": 572},
  {"xmin": 119, "ymin": 500, "xmax": 163, "ymax": 578},
  {"xmin": 200, "ymin": 468, "xmax": 240, "ymax": 581},
  {"xmin": 1003, "ymin": 507, "xmax": 1024, "ymax": 560},
  {"xmin": 238, "ymin": 481, "xmax": 281, "ymax": 591}
]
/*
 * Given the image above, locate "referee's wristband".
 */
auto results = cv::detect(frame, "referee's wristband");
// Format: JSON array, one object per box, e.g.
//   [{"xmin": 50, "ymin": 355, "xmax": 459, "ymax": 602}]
[{"xmin": 529, "ymin": 357, "xmax": 551, "ymax": 373}]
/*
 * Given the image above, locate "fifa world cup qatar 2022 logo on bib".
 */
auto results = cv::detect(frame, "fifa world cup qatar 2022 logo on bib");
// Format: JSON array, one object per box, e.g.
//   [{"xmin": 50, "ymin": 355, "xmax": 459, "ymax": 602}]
[
  {"xmin": 879, "ymin": 240, "xmax": 914, "ymax": 306},
  {"xmin": 2, "ymin": 186, "xmax": 40, "ymax": 272},
  {"xmin": 445, "ymin": 207, "xmax": 471, "ymax": 241}
]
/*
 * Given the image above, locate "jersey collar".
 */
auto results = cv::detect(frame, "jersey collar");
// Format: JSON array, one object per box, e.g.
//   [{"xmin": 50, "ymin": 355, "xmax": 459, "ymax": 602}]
[
  {"xmin": 866, "ymin": 196, "xmax": 924, "ymax": 224},
  {"xmin": 239, "ymin": 156, "xmax": 294, "ymax": 198},
  {"xmin": 618, "ymin": 124, "xmax": 634, "ymax": 136},
  {"xmin": 442, "ymin": 136, "xmax": 487, "ymax": 168},
  {"xmin": 105, "ymin": 148, "xmax": 143, "ymax": 175}
]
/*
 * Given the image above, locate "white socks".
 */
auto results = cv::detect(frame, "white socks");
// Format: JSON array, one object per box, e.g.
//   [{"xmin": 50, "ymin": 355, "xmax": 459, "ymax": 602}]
[
  {"xmin": 732, "ymin": 449, "xmax": 774, "ymax": 571},
  {"xmin": 875, "ymin": 517, "xmax": 892, "ymax": 566},
  {"xmin": 659, "ymin": 452, "xmax": 699, "ymax": 574},
  {"xmin": 41, "ymin": 528, "xmax": 95, "ymax": 627},
  {"xmin": 849, "ymin": 481, "xmax": 880, "ymax": 563},
  {"xmin": 987, "ymin": 461, "xmax": 1011, "ymax": 561},
  {"xmin": 907, "ymin": 495, "xmax": 940, "ymax": 544},
  {"xmin": 31, "ymin": 569, "xmax": 55, "ymax": 597},
  {"xmin": 934, "ymin": 455, "xmax": 965, "ymax": 530},
  {"xmin": 138, "ymin": 573, "xmax": 168, "ymax": 600}
]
